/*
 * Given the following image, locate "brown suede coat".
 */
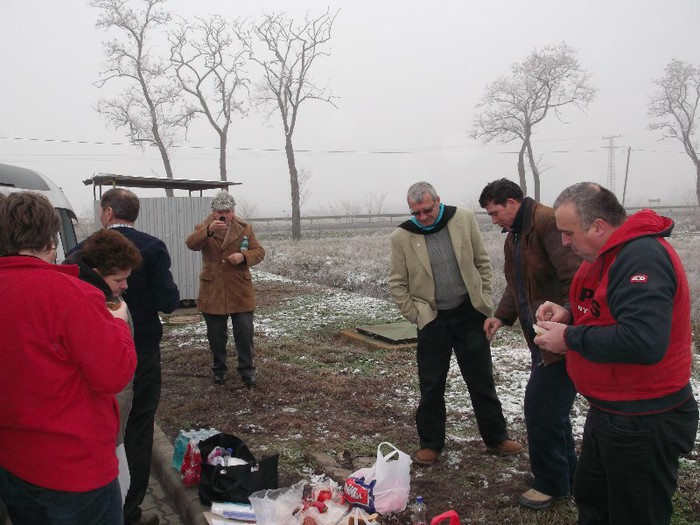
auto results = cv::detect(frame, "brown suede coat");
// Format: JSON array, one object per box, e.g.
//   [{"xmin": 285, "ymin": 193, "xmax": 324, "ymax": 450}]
[
  {"xmin": 185, "ymin": 213, "xmax": 265, "ymax": 314},
  {"xmin": 494, "ymin": 199, "xmax": 581, "ymax": 363}
]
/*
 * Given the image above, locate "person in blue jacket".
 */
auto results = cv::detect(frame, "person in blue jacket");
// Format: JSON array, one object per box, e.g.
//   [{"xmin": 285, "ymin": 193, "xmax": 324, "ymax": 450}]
[{"xmin": 70, "ymin": 188, "xmax": 180, "ymax": 525}]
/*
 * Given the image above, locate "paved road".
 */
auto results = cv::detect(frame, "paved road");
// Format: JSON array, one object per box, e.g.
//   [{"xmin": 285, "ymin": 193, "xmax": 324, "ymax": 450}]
[{"xmin": 143, "ymin": 469, "xmax": 186, "ymax": 525}]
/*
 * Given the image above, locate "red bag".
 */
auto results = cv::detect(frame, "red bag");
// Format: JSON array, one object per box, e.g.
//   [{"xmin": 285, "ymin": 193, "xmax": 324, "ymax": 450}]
[
  {"xmin": 431, "ymin": 510, "xmax": 461, "ymax": 525},
  {"xmin": 181, "ymin": 438, "xmax": 202, "ymax": 487}
]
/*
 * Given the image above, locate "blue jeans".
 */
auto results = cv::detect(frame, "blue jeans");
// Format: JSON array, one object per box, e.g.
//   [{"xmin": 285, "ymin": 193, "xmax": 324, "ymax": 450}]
[
  {"xmin": 203, "ymin": 312, "xmax": 256, "ymax": 380},
  {"xmin": 524, "ymin": 349, "xmax": 577, "ymax": 497},
  {"xmin": 416, "ymin": 304, "xmax": 509, "ymax": 451},
  {"xmin": 0, "ymin": 467, "xmax": 122, "ymax": 525},
  {"xmin": 574, "ymin": 396, "xmax": 698, "ymax": 525}
]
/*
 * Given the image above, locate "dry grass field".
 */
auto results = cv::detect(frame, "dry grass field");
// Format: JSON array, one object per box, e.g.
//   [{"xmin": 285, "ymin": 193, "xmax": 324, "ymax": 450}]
[{"xmin": 157, "ymin": 221, "xmax": 700, "ymax": 525}]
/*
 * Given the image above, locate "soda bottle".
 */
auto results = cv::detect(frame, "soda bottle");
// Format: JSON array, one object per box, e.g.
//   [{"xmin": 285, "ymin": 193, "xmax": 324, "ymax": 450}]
[
  {"xmin": 240, "ymin": 235, "xmax": 249, "ymax": 251},
  {"xmin": 411, "ymin": 496, "xmax": 427, "ymax": 525}
]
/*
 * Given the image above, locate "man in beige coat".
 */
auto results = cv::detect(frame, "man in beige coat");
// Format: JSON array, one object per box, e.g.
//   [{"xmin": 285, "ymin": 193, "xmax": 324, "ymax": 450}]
[
  {"xmin": 186, "ymin": 191, "xmax": 265, "ymax": 387},
  {"xmin": 389, "ymin": 181, "xmax": 522, "ymax": 466}
]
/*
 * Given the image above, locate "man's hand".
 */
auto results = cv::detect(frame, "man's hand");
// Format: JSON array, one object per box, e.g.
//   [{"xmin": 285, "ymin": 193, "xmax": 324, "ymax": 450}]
[
  {"xmin": 209, "ymin": 219, "xmax": 227, "ymax": 233},
  {"xmin": 533, "ymin": 321, "xmax": 569, "ymax": 354},
  {"xmin": 227, "ymin": 252, "xmax": 245, "ymax": 265},
  {"xmin": 483, "ymin": 317, "xmax": 503, "ymax": 341},
  {"xmin": 535, "ymin": 301, "xmax": 571, "ymax": 324}
]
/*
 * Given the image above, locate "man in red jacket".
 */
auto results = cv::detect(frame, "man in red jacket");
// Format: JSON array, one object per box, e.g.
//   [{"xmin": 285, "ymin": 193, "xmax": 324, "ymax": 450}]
[{"xmin": 536, "ymin": 182, "xmax": 698, "ymax": 525}]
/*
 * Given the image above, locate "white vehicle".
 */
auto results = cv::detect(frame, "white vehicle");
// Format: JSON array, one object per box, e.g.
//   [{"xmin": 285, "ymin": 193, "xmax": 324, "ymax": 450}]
[{"xmin": 0, "ymin": 163, "xmax": 78, "ymax": 261}]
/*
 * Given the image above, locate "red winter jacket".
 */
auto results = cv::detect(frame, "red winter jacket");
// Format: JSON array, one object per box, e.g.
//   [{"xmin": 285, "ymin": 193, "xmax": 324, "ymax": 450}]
[
  {"xmin": 0, "ymin": 257, "xmax": 136, "ymax": 491},
  {"xmin": 564, "ymin": 210, "xmax": 693, "ymax": 414}
]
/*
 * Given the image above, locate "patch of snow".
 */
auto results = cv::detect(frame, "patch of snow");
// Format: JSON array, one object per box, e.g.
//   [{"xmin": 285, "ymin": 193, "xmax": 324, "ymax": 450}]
[{"xmin": 170, "ymin": 269, "xmax": 700, "ymax": 449}]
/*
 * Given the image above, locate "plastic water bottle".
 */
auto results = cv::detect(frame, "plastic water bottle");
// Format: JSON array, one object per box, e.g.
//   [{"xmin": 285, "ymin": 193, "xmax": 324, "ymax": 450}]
[
  {"xmin": 411, "ymin": 496, "xmax": 427, "ymax": 525},
  {"xmin": 240, "ymin": 236, "xmax": 249, "ymax": 251}
]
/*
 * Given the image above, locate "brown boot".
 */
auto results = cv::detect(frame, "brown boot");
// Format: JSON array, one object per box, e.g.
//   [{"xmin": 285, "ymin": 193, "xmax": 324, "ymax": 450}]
[
  {"xmin": 517, "ymin": 488, "xmax": 554, "ymax": 510},
  {"xmin": 488, "ymin": 439, "xmax": 524, "ymax": 456},
  {"xmin": 414, "ymin": 448, "xmax": 439, "ymax": 466}
]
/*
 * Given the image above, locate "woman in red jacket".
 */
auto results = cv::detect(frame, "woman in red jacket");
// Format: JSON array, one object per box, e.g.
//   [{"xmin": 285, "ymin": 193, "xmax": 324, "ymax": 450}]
[{"xmin": 0, "ymin": 192, "xmax": 137, "ymax": 525}]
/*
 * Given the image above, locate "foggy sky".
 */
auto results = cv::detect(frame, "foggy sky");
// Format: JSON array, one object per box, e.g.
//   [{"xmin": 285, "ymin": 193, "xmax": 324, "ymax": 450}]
[{"xmin": 1, "ymin": 0, "xmax": 699, "ymax": 218}]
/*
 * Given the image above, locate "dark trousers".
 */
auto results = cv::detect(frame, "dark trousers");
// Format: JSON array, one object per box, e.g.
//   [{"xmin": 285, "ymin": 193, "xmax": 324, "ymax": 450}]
[
  {"xmin": 524, "ymin": 349, "xmax": 577, "ymax": 497},
  {"xmin": 202, "ymin": 312, "xmax": 256, "ymax": 380},
  {"xmin": 574, "ymin": 397, "xmax": 698, "ymax": 525},
  {"xmin": 416, "ymin": 305, "xmax": 509, "ymax": 451},
  {"xmin": 0, "ymin": 468, "xmax": 121, "ymax": 525},
  {"xmin": 123, "ymin": 352, "xmax": 161, "ymax": 525}
]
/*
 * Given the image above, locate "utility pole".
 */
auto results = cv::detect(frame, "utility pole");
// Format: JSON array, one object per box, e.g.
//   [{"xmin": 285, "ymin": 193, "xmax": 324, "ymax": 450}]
[
  {"xmin": 621, "ymin": 147, "xmax": 632, "ymax": 207},
  {"xmin": 602, "ymin": 135, "xmax": 622, "ymax": 195}
]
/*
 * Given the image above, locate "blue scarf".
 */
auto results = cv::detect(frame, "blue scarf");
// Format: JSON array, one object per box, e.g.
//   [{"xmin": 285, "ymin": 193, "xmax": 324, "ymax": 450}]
[{"xmin": 409, "ymin": 203, "xmax": 445, "ymax": 232}]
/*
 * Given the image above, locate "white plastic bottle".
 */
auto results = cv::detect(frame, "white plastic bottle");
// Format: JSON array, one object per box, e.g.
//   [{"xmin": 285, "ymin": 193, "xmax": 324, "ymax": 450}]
[{"xmin": 411, "ymin": 495, "xmax": 428, "ymax": 525}]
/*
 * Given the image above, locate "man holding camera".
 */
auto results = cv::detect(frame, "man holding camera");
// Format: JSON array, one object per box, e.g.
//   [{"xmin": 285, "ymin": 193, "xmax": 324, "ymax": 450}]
[{"xmin": 186, "ymin": 191, "xmax": 265, "ymax": 388}]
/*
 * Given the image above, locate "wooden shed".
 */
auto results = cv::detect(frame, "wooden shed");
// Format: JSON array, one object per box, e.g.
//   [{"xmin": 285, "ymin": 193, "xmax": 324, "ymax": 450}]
[{"xmin": 83, "ymin": 174, "xmax": 241, "ymax": 304}]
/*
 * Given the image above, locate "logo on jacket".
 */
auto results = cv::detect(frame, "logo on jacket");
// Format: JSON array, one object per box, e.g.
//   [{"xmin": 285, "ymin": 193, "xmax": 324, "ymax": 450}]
[
  {"xmin": 578, "ymin": 287, "xmax": 601, "ymax": 317},
  {"xmin": 630, "ymin": 274, "xmax": 648, "ymax": 284}
]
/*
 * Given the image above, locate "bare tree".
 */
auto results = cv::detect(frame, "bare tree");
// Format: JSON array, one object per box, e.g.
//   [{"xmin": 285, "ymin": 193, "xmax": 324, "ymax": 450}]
[
  {"xmin": 365, "ymin": 191, "xmax": 387, "ymax": 216},
  {"xmin": 235, "ymin": 195, "xmax": 259, "ymax": 220},
  {"xmin": 648, "ymin": 59, "xmax": 700, "ymax": 204},
  {"xmin": 170, "ymin": 15, "xmax": 249, "ymax": 182},
  {"xmin": 473, "ymin": 43, "xmax": 596, "ymax": 201},
  {"xmin": 92, "ymin": 0, "xmax": 193, "ymax": 196},
  {"xmin": 339, "ymin": 197, "xmax": 362, "ymax": 217},
  {"xmin": 75, "ymin": 205, "xmax": 101, "ymax": 242},
  {"xmin": 239, "ymin": 10, "xmax": 338, "ymax": 240},
  {"xmin": 297, "ymin": 165, "xmax": 313, "ymax": 212}
]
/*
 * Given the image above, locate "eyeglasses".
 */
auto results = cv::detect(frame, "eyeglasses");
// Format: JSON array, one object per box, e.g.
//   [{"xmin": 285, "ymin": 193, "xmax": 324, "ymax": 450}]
[{"xmin": 409, "ymin": 202, "xmax": 437, "ymax": 217}]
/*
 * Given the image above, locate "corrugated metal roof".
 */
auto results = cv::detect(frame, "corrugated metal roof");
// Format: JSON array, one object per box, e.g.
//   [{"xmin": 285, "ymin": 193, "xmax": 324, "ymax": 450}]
[{"xmin": 83, "ymin": 173, "xmax": 241, "ymax": 198}]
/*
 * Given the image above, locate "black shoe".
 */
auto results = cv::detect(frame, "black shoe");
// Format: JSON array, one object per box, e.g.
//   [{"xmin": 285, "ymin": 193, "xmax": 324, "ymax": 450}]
[
  {"xmin": 243, "ymin": 376, "xmax": 257, "ymax": 389},
  {"xmin": 213, "ymin": 372, "xmax": 227, "ymax": 384},
  {"xmin": 127, "ymin": 511, "xmax": 160, "ymax": 525}
]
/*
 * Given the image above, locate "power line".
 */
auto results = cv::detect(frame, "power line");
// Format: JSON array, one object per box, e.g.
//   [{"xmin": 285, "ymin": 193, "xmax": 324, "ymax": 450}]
[{"xmin": 0, "ymin": 135, "xmax": 689, "ymax": 157}]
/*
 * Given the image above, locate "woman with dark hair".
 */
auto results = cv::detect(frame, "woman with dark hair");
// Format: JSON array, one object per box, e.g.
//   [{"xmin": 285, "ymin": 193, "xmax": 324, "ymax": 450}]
[
  {"xmin": 64, "ymin": 229, "xmax": 143, "ymax": 505},
  {"xmin": 0, "ymin": 192, "xmax": 136, "ymax": 525}
]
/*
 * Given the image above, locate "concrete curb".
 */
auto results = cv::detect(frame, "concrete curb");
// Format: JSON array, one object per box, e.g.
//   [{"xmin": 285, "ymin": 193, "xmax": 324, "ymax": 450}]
[{"xmin": 152, "ymin": 424, "xmax": 208, "ymax": 525}]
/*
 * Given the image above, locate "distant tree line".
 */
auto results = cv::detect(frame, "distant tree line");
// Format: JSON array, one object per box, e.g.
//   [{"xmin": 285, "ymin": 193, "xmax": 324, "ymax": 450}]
[
  {"xmin": 89, "ymin": 0, "xmax": 700, "ymax": 241},
  {"xmin": 473, "ymin": 44, "xmax": 700, "ymax": 205}
]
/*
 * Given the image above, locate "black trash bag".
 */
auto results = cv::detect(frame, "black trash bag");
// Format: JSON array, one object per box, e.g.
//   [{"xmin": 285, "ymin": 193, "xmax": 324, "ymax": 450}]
[{"xmin": 198, "ymin": 433, "xmax": 279, "ymax": 505}]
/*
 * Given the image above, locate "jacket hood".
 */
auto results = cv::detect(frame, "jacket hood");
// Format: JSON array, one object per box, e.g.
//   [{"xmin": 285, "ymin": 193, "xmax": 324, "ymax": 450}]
[
  {"xmin": 600, "ymin": 209, "xmax": 675, "ymax": 256},
  {"xmin": 63, "ymin": 251, "xmax": 114, "ymax": 301}
]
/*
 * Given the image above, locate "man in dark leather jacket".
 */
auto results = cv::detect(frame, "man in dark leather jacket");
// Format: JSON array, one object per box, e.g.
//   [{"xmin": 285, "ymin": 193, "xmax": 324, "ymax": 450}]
[{"xmin": 480, "ymin": 178, "xmax": 581, "ymax": 510}]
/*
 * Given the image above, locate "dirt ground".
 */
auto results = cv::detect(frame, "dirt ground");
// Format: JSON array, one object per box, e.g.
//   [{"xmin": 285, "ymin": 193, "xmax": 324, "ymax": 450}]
[{"xmin": 156, "ymin": 280, "xmax": 700, "ymax": 525}]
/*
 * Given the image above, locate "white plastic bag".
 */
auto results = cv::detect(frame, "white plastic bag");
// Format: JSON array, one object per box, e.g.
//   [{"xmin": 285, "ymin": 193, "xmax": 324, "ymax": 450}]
[
  {"xmin": 248, "ymin": 480, "xmax": 305, "ymax": 525},
  {"xmin": 373, "ymin": 442, "xmax": 411, "ymax": 514},
  {"xmin": 344, "ymin": 442, "xmax": 411, "ymax": 515}
]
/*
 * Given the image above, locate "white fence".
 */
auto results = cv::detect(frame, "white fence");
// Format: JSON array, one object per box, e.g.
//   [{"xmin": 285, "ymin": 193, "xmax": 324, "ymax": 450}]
[{"xmin": 102, "ymin": 201, "xmax": 700, "ymax": 304}]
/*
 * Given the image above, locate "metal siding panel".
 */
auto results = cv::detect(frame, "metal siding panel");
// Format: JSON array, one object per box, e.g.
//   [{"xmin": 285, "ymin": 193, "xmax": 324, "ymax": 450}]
[{"xmin": 133, "ymin": 197, "xmax": 213, "ymax": 303}]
